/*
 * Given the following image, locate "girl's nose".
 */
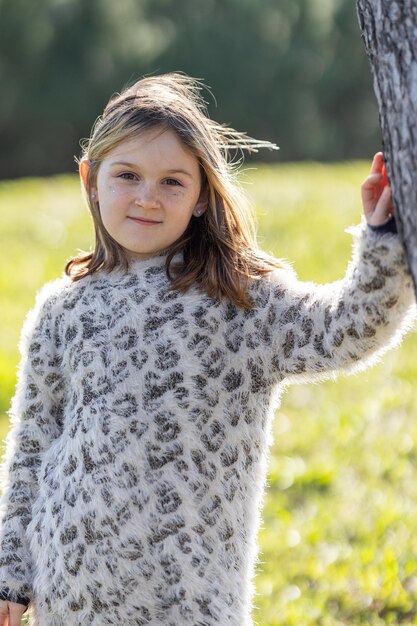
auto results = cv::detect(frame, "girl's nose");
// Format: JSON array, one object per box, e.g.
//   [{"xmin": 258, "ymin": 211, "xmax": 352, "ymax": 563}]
[{"xmin": 134, "ymin": 182, "xmax": 161, "ymax": 209}]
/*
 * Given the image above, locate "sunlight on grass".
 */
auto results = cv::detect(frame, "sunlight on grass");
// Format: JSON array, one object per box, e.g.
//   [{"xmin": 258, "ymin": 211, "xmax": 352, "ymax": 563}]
[{"xmin": 1, "ymin": 163, "xmax": 416, "ymax": 625}]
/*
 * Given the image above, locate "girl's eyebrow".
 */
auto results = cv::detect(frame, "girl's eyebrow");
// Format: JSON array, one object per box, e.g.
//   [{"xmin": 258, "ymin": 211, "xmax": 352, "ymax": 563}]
[
  {"xmin": 165, "ymin": 168, "xmax": 193, "ymax": 178},
  {"xmin": 109, "ymin": 161, "xmax": 193, "ymax": 178}
]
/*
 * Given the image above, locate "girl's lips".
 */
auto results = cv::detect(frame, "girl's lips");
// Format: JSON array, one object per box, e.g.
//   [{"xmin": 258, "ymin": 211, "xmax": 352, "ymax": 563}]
[{"xmin": 128, "ymin": 217, "xmax": 162, "ymax": 225}]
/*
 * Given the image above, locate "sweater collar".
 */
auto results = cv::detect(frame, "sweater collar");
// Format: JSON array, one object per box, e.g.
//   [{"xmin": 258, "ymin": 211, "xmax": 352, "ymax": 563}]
[{"xmin": 125, "ymin": 249, "xmax": 184, "ymax": 272}]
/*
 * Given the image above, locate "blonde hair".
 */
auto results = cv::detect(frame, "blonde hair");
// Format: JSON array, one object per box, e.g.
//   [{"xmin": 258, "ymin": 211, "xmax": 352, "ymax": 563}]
[{"xmin": 66, "ymin": 72, "xmax": 283, "ymax": 309}]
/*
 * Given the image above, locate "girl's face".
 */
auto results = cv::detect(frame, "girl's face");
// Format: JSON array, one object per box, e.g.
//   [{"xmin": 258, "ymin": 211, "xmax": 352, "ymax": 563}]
[{"xmin": 89, "ymin": 128, "xmax": 205, "ymax": 260}]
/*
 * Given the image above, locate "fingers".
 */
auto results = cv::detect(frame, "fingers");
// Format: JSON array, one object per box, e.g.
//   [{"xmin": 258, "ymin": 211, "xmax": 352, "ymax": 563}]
[
  {"xmin": 361, "ymin": 172, "xmax": 383, "ymax": 213},
  {"xmin": 362, "ymin": 171, "xmax": 395, "ymax": 226},
  {"xmin": 370, "ymin": 151, "xmax": 384, "ymax": 174},
  {"xmin": 362, "ymin": 150, "xmax": 389, "ymax": 198},
  {"xmin": 0, "ymin": 601, "xmax": 8, "ymax": 626},
  {"xmin": 362, "ymin": 172, "xmax": 383, "ymax": 192},
  {"xmin": 4, "ymin": 603, "xmax": 26, "ymax": 626},
  {"xmin": 376, "ymin": 184, "xmax": 394, "ymax": 215},
  {"xmin": 362, "ymin": 150, "xmax": 395, "ymax": 225},
  {"xmin": 367, "ymin": 185, "xmax": 395, "ymax": 226},
  {"xmin": 381, "ymin": 162, "xmax": 388, "ymax": 187}
]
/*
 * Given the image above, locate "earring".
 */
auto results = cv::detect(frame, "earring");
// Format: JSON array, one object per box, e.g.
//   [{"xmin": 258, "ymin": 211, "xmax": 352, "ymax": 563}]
[
  {"xmin": 91, "ymin": 192, "xmax": 97, "ymax": 201},
  {"xmin": 194, "ymin": 208, "xmax": 203, "ymax": 217}
]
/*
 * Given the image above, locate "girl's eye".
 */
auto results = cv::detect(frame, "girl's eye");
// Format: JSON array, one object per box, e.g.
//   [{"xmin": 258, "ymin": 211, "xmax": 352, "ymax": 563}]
[
  {"xmin": 118, "ymin": 172, "xmax": 137, "ymax": 181},
  {"xmin": 163, "ymin": 178, "xmax": 182, "ymax": 186}
]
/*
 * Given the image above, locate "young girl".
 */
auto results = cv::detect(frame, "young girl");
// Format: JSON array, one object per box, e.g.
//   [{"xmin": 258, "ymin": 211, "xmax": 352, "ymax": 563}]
[{"xmin": 0, "ymin": 73, "xmax": 415, "ymax": 626}]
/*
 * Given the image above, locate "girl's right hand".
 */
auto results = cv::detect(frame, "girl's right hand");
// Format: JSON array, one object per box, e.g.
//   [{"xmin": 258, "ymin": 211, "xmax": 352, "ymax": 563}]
[
  {"xmin": 361, "ymin": 151, "xmax": 394, "ymax": 226},
  {"xmin": 0, "ymin": 600, "xmax": 28, "ymax": 625}
]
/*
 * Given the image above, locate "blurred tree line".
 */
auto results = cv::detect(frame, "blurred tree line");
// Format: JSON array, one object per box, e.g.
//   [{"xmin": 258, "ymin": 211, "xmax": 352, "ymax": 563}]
[{"xmin": 0, "ymin": 0, "xmax": 380, "ymax": 179}]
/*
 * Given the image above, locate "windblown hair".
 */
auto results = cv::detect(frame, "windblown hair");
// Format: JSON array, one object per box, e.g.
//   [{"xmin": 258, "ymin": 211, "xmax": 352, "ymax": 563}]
[{"xmin": 66, "ymin": 72, "xmax": 283, "ymax": 309}]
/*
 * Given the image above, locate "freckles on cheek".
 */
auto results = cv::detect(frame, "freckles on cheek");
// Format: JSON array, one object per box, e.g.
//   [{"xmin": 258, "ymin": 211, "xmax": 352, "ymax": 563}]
[{"xmin": 166, "ymin": 188, "xmax": 186, "ymax": 199}]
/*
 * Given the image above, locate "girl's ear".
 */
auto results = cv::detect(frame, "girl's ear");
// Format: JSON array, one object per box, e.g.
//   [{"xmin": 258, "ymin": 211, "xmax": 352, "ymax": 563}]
[
  {"xmin": 79, "ymin": 159, "xmax": 98, "ymax": 203},
  {"xmin": 79, "ymin": 159, "xmax": 90, "ymax": 191},
  {"xmin": 193, "ymin": 188, "xmax": 209, "ymax": 217}
]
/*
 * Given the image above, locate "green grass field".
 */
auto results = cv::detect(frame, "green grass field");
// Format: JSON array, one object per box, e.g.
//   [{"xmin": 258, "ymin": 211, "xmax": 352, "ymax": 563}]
[{"xmin": 1, "ymin": 163, "xmax": 417, "ymax": 625}]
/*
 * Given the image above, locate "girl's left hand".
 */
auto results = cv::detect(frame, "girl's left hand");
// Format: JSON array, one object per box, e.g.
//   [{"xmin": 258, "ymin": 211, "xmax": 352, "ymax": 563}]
[{"xmin": 361, "ymin": 151, "xmax": 394, "ymax": 226}]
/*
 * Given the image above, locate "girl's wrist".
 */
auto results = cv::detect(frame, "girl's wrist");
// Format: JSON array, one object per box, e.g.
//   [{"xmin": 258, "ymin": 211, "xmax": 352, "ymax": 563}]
[{"xmin": 367, "ymin": 215, "xmax": 397, "ymax": 235}]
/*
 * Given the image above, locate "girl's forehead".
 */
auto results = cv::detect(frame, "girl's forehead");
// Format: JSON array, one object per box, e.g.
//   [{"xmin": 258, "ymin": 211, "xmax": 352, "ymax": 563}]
[{"xmin": 105, "ymin": 128, "xmax": 196, "ymax": 163}]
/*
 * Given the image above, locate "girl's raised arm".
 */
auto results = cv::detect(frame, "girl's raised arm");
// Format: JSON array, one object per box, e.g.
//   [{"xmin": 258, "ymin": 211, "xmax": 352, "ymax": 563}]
[
  {"xmin": 0, "ymin": 282, "xmax": 66, "ymax": 611},
  {"xmin": 256, "ymin": 156, "xmax": 416, "ymax": 385}
]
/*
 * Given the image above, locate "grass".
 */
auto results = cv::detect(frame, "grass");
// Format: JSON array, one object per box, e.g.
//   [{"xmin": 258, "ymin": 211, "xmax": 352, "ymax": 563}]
[{"xmin": 1, "ymin": 163, "xmax": 417, "ymax": 625}]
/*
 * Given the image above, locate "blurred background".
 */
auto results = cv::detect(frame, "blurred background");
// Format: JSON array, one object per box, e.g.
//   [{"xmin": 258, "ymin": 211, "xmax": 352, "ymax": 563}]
[
  {"xmin": 0, "ymin": 0, "xmax": 380, "ymax": 179},
  {"xmin": 3, "ymin": 2, "xmax": 417, "ymax": 624}
]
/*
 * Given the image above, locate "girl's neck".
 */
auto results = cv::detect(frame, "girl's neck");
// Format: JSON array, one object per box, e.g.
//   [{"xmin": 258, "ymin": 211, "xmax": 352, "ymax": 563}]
[
  {"xmin": 126, "ymin": 248, "xmax": 183, "ymax": 268},
  {"xmin": 128, "ymin": 251, "xmax": 167, "ymax": 263}
]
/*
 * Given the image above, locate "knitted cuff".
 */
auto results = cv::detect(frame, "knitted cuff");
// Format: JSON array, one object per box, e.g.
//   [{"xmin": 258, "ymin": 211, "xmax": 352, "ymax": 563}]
[
  {"xmin": 0, "ymin": 587, "xmax": 30, "ymax": 609},
  {"xmin": 367, "ymin": 216, "xmax": 398, "ymax": 235}
]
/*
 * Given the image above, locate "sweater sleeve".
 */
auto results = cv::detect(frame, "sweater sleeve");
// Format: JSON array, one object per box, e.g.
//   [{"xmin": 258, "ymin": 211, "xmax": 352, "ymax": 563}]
[
  {"xmin": 261, "ymin": 220, "xmax": 416, "ymax": 385},
  {"xmin": 0, "ymin": 281, "xmax": 66, "ymax": 607}
]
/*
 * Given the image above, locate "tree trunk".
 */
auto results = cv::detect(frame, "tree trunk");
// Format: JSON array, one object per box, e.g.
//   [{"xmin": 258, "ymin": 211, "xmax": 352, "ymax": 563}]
[{"xmin": 356, "ymin": 0, "xmax": 417, "ymax": 297}]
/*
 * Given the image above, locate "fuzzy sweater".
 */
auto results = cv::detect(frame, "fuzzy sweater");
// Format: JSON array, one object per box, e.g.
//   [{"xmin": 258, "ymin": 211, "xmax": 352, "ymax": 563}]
[{"xmin": 0, "ymin": 222, "xmax": 415, "ymax": 626}]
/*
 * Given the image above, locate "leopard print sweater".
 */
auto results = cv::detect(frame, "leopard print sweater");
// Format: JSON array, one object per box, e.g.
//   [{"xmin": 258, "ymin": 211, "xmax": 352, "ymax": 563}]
[{"xmin": 0, "ymin": 222, "xmax": 415, "ymax": 626}]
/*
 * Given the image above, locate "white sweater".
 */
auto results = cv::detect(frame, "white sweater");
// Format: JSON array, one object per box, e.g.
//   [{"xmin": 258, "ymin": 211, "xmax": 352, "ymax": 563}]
[{"xmin": 0, "ymin": 223, "xmax": 415, "ymax": 626}]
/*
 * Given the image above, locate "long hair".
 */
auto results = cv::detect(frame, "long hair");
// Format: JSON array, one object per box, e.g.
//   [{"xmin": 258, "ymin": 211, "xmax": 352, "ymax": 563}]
[{"xmin": 66, "ymin": 72, "xmax": 284, "ymax": 309}]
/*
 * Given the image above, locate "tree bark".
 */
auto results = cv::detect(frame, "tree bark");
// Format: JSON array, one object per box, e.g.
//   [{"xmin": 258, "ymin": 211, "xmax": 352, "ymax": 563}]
[{"xmin": 356, "ymin": 0, "xmax": 417, "ymax": 297}]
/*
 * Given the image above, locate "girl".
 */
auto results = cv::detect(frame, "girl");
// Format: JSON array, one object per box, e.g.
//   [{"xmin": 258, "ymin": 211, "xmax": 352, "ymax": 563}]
[{"xmin": 0, "ymin": 73, "xmax": 414, "ymax": 626}]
